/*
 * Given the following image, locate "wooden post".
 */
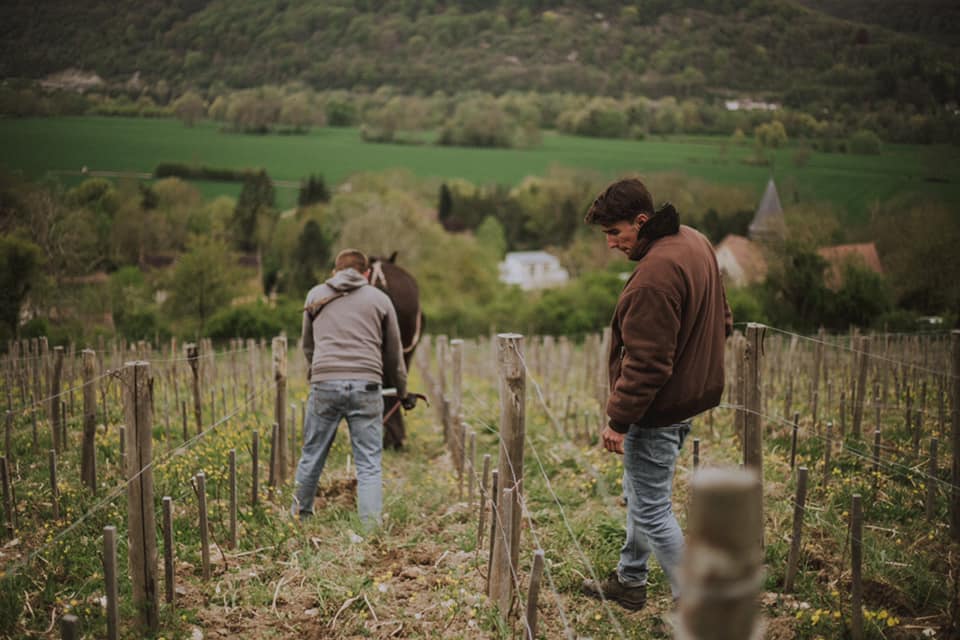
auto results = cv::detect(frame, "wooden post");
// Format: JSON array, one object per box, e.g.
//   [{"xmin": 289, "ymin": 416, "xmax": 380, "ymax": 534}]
[
  {"xmin": 927, "ymin": 438, "xmax": 939, "ymax": 521},
  {"xmin": 677, "ymin": 468, "xmax": 763, "ymax": 640},
  {"xmin": 60, "ymin": 613, "xmax": 79, "ymax": 640},
  {"xmin": 0, "ymin": 456, "xmax": 13, "ymax": 537},
  {"xmin": 478, "ymin": 454, "xmax": 491, "ymax": 550},
  {"xmin": 743, "ymin": 324, "xmax": 764, "ymax": 549},
  {"xmin": 252, "ymin": 431, "xmax": 260, "ymax": 506},
  {"xmin": 450, "ymin": 339, "xmax": 464, "ymax": 469},
  {"xmin": 196, "ymin": 471, "xmax": 211, "ymax": 580},
  {"xmin": 3, "ymin": 411, "xmax": 10, "ymax": 463},
  {"xmin": 272, "ymin": 336, "xmax": 288, "ymax": 483},
  {"xmin": 458, "ymin": 421, "xmax": 468, "ymax": 500},
  {"xmin": 852, "ymin": 337, "xmax": 870, "ymax": 440},
  {"xmin": 693, "ymin": 438, "xmax": 700, "ymax": 470},
  {"xmin": 180, "ymin": 400, "xmax": 188, "ymax": 441},
  {"xmin": 104, "ymin": 525, "xmax": 119, "ymax": 640},
  {"xmin": 734, "ymin": 335, "xmax": 746, "ymax": 447},
  {"xmin": 268, "ymin": 422, "xmax": 279, "ymax": 488},
  {"xmin": 467, "ymin": 430, "xmax": 476, "ymax": 503},
  {"xmin": 81, "ymin": 350, "xmax": 97, "ymax": 491},
  {"xmin": 229, "ymin": 449, "xmax": 238, "ymax": 548},
  {"xmin": 163, "ymin": 496, "xmax": 175, "ymax": 605},
  {"xmin": 822, "ymin": 421, "xmax": 833, "ymax": 487},
  {"xmin": 51, "ymin": 346, "xmax": 64, "ymax": 452},
  {"xmin": 872, "ymin": 429, "xmax": 881, "ymax": 494},
  {"xmin": 784, "ymin": 466, "xmax": 808, "ymax": 592},
  {"xmin": 913, "ymin": 410, "xmax": 922, "ymax": 458},
  {"xmin": 49, "ymin": 449, "xmax": 60, "ymax": 519},
  {"xmin": 486, "ymin": 468, "xmax": 499, "ymax": 594},
  {"xmin": 525, "ymin": 549, "xmax": 545, "ymax": 640},
  {"xmin": 789, "ymin": 412, "xmax": 799, "ymax": 470},
  {"xmin": 122, "ymin": 361, "xmax": 159, "ymax": 631},
  {"xmin": 31, "ymin": 397, "xmax": 38, "ymax": 452},
  {"xmin": 491, "ymin": 485, "xmax": 516, "ymax": 614},
  {"xmin": 952, "ymin": 330, "xmax": 960, "ymax": 541},
  {"xmin": 851, "ymin": 494, "xmax": 864, "ymax": 640},
  {"xmin": 494, "ymin": 334, "xmax": 525, "ymax": 587},
  {"xmin": 186, "ymin": 344, "xmax": 202, "ymax": 434}
]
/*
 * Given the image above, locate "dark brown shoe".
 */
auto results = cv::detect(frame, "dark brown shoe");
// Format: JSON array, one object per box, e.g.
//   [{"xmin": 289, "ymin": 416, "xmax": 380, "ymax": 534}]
[{"xmin": 582, "ymin": 571, "xmax": 647, "ymax": 611}]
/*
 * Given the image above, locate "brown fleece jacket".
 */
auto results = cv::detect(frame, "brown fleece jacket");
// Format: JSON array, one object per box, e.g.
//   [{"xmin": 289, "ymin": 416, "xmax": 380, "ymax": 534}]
[{"xmin": 606, "ymin": 209, "xmax": 732, "ymax": 432}]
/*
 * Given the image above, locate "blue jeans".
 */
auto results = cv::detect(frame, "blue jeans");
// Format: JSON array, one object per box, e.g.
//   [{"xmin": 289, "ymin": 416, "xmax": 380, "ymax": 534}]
[
  {"xmin": 291, "ymin": 380, "xmax": 384, "ymax": 527},
  {"xmin": 618, "ymin": 422, "xmax": 691, "ymax": 598}
]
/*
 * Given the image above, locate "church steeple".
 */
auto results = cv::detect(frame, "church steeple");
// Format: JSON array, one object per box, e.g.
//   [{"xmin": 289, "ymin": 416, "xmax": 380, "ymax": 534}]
[{"xmin": 748, "ymin": 178, "xmax": 786, "ymax": 243}]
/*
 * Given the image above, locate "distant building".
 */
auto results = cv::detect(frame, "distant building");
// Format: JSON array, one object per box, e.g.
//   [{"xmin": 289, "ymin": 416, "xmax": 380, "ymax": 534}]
[
  {"xmin": 499, "ymin": 251, "xmax": 570, "ymax": 290},
  {"xmin": 724, "ymin": 99, "xmax": 779, "ymax": 111},
  {"xmin": 817, "ymin": 242, "xmax": 884, "ymax": 290},
  {"xmin": 715, "ymin": 234, "xmax": 768, "ymax": 287},
  {"xmin": 748, "ymin": 178, "xmax": 787, "ymax": 243}
]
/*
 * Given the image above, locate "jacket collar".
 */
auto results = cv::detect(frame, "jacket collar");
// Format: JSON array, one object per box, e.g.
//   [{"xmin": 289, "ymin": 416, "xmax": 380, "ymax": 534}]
[{"xmin": 628, "ymin": 203, "xmax": 680, "ymax": 261}]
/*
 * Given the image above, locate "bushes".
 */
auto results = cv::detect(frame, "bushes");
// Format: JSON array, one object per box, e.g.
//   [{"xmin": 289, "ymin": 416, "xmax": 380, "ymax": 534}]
[
  {"xmin": 154, "ymin": 163, "xmax": 262, "ymax": 183},
  {"xmin": 206, "ymin": 300, "xmax": 301, "ymax": 341},
  {"xmin": 847, "ymin": 129, "xmax": 882, "ymax": 154}
]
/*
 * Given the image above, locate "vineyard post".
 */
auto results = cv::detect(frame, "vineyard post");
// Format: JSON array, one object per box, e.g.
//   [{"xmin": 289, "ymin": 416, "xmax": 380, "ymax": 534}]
[
  {"xmin": 478, "ymin": 454, "xmax": 491, "ymax": 550},
  {"xmin": 1, "ymin": 456, "xmax": 14, "ymax": 536},
  {"xmin": 927, "ymin": 438, "xmax": 939, "ymax": 521},
  {"xmin": 163, "ymin": 496, "xmax": 175, "ymax": 605},
  {"xmin": 186, "ymin": 344, "xmax": 201, "ymax": 434},
  {"xmin": 486, "ymin": 468, "xmax": 499, "ymax": 594},
  {"xmin": 524, "ymin": 549, "xmax": 545, "ymax": 640},
  {"xmin": 743, "ymin": 324, "xmax": 764, "ymax": 549},
  {"xmin": 949, "ymin": 330, "xmax": 959, "ymax": 541},
  {"xmin": 851, "ymin": 494, "xmax": 864, "ymax": 640},
  {"xmin": 272, "ymin": 336, "xmax": 287, "ymax": 483},
  {"xmin": 81, "ymin": 349, "xmax": 97, "ymax": 491},
  {"xmin": 252, "ymin": 431, "xmax": 260, "ymax": 506},
  {"xmin": 49, "ymin": 449, "xmax": 59, "ymax": 519},
  {"xmin": 852, "ymin": 336, "xmax": 870, "ymax": 440},
  {"xmin": 467, "ymin": 430, "xmax": 476, "ymax": 503},
  {"xmin": 693, "ymin": 438, "xmax": 700, "ymax": 470},
  {"xmin": 103, "ymin": 525, "xmax": 119, "ymax": 640},
  {"xmin": 196, "ymin": 471, "xmax": 211, "ymax": 580},
  {"xmin": 451, "ymin": 339, "xmax": 464, "ymax": 471},
  {"xmin": 60, "ymin": 614, "xmax": 78, "ymax": 640},
  {"xmin": 784, "ymin": 466, "xmax": 808, "ymax": 592},
  {"xmin": 122, "ymin": 361, "xmax": 159, "ymax": 632},
  {"xmin": 677, "ymin": 468, "xmax": 763, "ymax": 639},
  {"xmin": 229, "ymin": 449, "xmax": 238, "ymax": 548},
  {"xmin": 491, "ymin": 485, "xmax": 516, "ymax": 615},
  {"xmin": 495, "ymin": 333, "xmax": 525, "ymax": 580},
  {"xmin": 51, "ymin": 346, "xmax": 63, "ymax": 452}
]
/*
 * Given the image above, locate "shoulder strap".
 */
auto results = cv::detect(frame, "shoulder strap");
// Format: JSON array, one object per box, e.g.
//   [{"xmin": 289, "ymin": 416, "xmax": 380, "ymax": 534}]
[{"xmin": 304, "ymin": 290, "xmax": 349, "ymax": 323}]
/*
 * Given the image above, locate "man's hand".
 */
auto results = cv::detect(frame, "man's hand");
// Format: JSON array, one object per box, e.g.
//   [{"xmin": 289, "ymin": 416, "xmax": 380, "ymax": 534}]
[
  {"xmin": 400, "ymin": 395, "xmax": 417, "ymax": 411},
  {"xmin": 601, "ymin": 425, "xmax": 625, "ymax": 455}
]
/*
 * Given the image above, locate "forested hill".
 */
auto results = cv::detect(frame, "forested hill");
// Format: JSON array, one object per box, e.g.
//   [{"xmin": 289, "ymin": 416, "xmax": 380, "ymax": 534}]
[{"xmin": 1, "ymin": 0, "xmax": 958, "ymax": 111}]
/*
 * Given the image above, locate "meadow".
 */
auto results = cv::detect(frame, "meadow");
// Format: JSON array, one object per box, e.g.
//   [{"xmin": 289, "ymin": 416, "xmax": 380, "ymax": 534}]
[{"xmin": 1, "ymin": 117, "xmax": 958, "ymax": 225}]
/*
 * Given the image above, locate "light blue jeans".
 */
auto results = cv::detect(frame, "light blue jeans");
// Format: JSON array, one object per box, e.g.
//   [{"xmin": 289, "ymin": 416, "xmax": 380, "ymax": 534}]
[
  {"xmin": 617, "ymin": 422, "xmax": 691, "ymax": 598},
  {"xmin": 291, "ymin": 380, "xmax": 384, "ymax": 527}
]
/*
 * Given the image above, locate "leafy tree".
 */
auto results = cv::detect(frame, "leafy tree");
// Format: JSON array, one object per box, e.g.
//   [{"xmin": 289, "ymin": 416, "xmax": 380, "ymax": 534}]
[
  {"xmin": 847, "ymin": 129, "xmax": 882, "ymax": 154},
  {"xmin": 437, "ymin": 183, "xmax": 453, "ymax": 227},
  {"xmin": 762, "ymin": 242, "xmax": 831, "ymax": 331},
  {"xmin": 0, "ymin": 235, "xmax": 43, "ymax": 340},
  {"xmin": 171, "ymin": 91, "xmax": 205, "ymax": 127},
  {"xmin": 165, "ymin": 236, "xmax": 240, "ymax": 332},
  {"xmin": 232, "ymin": 170, "xmax": 274, "ymax": 252},
  {"xmin": 290, "ymin": 219, "xmax": 332, "ymax": 296},
  {"xmin": 475, "ymin": 215, "xmax": 507, "ymax": 259},
  {"xmin": 754, "ymin": 121, "xmax": 788, "ymax": 148},
  {"xmin": 297, "ymin": 174, "xmax": 330, "ymax": 207}
]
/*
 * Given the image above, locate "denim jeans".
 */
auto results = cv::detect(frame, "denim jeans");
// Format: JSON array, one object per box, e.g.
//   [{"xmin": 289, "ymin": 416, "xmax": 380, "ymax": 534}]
[
  {"xmin": 291, "ymin": 380, "xmax": 384, "ymax": 527},
  {"xmin": 617, "ymin": 421, "xmax": 691, "ymax": 598}
]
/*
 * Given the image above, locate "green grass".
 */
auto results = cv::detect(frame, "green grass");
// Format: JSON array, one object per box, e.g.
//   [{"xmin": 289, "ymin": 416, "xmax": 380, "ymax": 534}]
[{"xmin": 1, "ymin": 116, "xmax": 958, "ymax": 225}]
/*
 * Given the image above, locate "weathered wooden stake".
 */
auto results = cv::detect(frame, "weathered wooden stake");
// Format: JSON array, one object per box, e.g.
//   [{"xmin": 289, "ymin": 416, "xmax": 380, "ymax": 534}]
[
  {"xmin": 103, "ymin": 525, "xmax": 119, "ymax": 640},
  {"xmin": 49, "ymin": 448, "xmax": 60, "ymax": 519},
  {"xmin": 252, "ymin": 431, "xmax": 260, "ymax": 506},
  {"xmin": 852, "ymin": 337, "xmax": 870, "ymax": 440},
  {"xmin": 491, "ymin": 486, "xmax": 516, "ymax": 615},
  {"xmin": 494, "ymin": 334, "xmax": 525, "ymax": 590},
  {"xmin": 952, "ymin": 330, "xmax": 960, "ymax": 541},
  {"xmin": 50, "ymin": 346, "xmax": 64, "ymax": 452},
  {"xmin": 743, "ymin": 324, "xmax": 764, "ymax": 549},
  {"xmin": 163, "ymin": 496, "xmax": 175, "ymax": 605},
  {"xmin": 927, "ymin": 438, "xmax": 939, "ymax": 521},
  {"xmin": 525, "ymin": 549, "xmax": 545, "ymax": 640},
  {"xmin": 268, "ymin": 422, "xmax": 279, "ymax": 488},
  {"xmin": 123, "ymin": 361, "xmax": 159, "ymax": 631},
  {"xmin": 467, "ymin": 430, "xmax": 476, "ymax": 503},
  {"xmin": 486, "ymin": 468, "xmax": 499, "ymax": 594},
  {"xmin": 478, "ymin": 454, "xmax": 491, "ymax": 550},
  {"xmin": 693, "ymin": 438, "xmax": 700, "ymax": 470},
  {"xmin": 60, "ymin": 613, "xmax": 79, "ymax": 640},
  {"xmin": 822, "ymin": 421, "xmax": 833, "ymax": 487},
  {"xmin": 81, "ymin": 350, "xmax": 97, "ymax": 491},
  {"xmin": 196, "ymin": 471, "xmax": 211, "ymax": 580},
  {"xmin": 789, "ymin": 412, "xmax": 799, "ymax": 470},
  {"xmin": 784, "ymin": 466, "xmax": 808, "ymax": 592},
  {"xmin": 185, "ymin": 344, "xmax": 202, "ymax": 434},
  {"xmin": 229, "ymin": 449, "xmax": 238, "ymax": 548},
  {"xmin": 271, "ymin": 336, "xmax": 288, "ymax": 484},
  {"xmin": 0, "ymin": 456, "xmax": 13, "ymax": 536},
  {"xmin": 851, "ymin": 494, "xmax": 864, "ymax": 640},
  {"xmin": 677, "ymin": 468, "xmax": 763, "ymax": 640}
]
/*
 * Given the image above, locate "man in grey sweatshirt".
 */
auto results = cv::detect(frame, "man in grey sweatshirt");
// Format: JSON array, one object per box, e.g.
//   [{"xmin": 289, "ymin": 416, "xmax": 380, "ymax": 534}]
[{"xmin": 292, "ymin": 248, "xmax": 408, "ymax": 528}]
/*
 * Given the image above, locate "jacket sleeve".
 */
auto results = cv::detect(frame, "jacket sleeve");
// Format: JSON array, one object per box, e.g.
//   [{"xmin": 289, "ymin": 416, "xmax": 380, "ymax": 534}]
[
  {"xmin": 381, "ymin": 303, "xmax": 408, "ymax": 398},
  {"xmin": 302, "ymin": 298, "xmax": 314, "ymax": 378},
  {"xmin": 606, "ymin": 286, "xmax": 680, "ymax": 429}
]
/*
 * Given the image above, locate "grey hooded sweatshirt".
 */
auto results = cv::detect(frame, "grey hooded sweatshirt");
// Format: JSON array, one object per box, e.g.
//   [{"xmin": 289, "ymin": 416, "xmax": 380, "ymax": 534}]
[{"xmin": 301, "ymin": 268, "xmax": 407, "ymax": 397}]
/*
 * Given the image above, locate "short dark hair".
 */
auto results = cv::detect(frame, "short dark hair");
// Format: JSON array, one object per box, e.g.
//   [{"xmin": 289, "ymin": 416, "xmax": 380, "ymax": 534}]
[
  {"xmin": 584, "ymin": 178, "xmax": 654, "ymax": 226},
  {"xmin": 334, "ymin": 249, "xmax": 369, "ymax": 273}
]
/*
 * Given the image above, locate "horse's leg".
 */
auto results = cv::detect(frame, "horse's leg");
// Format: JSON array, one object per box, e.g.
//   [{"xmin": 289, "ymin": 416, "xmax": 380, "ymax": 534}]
[{"xmin": 382, "ymin": 398, "xmax": 405, "ymax": 449}]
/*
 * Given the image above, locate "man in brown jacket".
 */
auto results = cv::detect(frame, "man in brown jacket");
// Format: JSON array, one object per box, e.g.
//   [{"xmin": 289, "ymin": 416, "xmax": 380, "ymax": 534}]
[{"xmin": 581, "ymin": 177, "xmax": 732, "ymax": 611}]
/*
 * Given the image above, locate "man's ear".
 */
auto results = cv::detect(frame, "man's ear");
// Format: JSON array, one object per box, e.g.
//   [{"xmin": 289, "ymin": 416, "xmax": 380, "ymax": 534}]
[{"xmin": 634, "ymin": 213, "xmax": 649, "ymax": 227}]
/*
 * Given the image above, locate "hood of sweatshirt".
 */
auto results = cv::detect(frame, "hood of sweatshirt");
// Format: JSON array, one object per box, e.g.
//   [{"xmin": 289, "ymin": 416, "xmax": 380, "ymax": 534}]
[{"xmin": 325, "ymin": 268, "xmax": 369, "ymax": 292}]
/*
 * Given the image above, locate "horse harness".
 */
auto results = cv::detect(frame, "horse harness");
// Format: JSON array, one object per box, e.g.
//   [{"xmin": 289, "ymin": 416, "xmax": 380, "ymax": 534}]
[{"xmin": 369, "ymin": 260, "xmax": 423, "ymax": 355}]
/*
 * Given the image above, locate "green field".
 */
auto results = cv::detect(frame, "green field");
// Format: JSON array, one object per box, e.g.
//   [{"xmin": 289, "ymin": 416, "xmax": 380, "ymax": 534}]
[{"xmin": 1, "ymin": 116, "xmax": 958, "ymax": 224}]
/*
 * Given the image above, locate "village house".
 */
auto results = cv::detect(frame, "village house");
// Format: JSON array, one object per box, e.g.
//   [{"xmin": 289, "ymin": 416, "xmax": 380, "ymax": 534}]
[{"xmin": 499, "ymin": 251, "xmax": 570, "ymax": 290}]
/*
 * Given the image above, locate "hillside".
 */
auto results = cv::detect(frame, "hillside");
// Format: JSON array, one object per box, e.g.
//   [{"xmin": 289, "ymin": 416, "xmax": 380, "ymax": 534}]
[{"xmin": 2, "ymin": 0, "xmax": 958, "ymax": 111}]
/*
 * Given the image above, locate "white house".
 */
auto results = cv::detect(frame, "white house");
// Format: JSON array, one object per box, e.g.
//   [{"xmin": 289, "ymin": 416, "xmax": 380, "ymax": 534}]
[{"xmin": 499, "ymin": 251, "xmax": 570, "ymax": 290}]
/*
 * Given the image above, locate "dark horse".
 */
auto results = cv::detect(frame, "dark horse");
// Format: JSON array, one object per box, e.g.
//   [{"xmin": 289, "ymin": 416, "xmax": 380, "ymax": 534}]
[{"xmin": 369, "ymin": 253, "xmax": 424, "ymax": 449}]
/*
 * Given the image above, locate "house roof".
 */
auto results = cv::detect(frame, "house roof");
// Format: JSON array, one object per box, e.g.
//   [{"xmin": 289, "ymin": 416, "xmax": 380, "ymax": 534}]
[
  {"xmin": 817, "ymin": 242, "xmax": 883, "ymax": 289},
  {"xmin": 715, "ymin": 234, "xmax": 768, "ymax": 285},
  {"xmin": 748, "ymin": 178, "xmax": 786, "ymax": 241}
]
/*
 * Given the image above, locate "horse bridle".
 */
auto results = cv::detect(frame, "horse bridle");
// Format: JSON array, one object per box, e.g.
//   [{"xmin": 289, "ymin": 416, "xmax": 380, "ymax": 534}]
[{"xmin": 370, "ymin": 260, "xmax": 423, "ymax": 355}]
